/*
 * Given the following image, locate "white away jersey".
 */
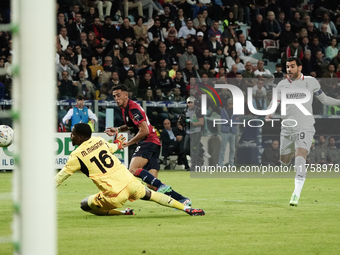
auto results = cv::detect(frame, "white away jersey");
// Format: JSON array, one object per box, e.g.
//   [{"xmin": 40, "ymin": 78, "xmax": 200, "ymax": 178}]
[{"xmin": 276, "ymin": 75, "xmax": 321, "ymax": 134}]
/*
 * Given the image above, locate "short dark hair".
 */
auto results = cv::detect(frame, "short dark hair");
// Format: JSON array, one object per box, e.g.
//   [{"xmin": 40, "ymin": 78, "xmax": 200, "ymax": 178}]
[
  {"xmin": 275, "ymin": 63, "xmax": 282, "ymax": 68},
  {"xmin": 286, "ymin": 57, "xmax": 302, "ymax": 66},
  {"xmin": 112, "ymin": 84, "xmax": 129, "ymax": 92},
  {"xmin": 77, "ymin": 95, "xmax": 84, "ymax": 100},
  {"xmin": 73, "ymin": 123, "xmax": 92, "ymax": 138}
]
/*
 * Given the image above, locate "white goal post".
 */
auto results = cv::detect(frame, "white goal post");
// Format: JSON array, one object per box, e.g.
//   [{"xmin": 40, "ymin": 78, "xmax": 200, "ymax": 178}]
[{"xmin": 11, "ymin": 0, "xmax": 56, "ymax": 254}]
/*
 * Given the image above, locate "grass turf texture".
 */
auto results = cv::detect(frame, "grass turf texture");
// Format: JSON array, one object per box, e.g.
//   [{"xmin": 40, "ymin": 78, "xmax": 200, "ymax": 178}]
[{"xmin": 1, "ymin": 170, "xmax": 340, "ymax": 255}]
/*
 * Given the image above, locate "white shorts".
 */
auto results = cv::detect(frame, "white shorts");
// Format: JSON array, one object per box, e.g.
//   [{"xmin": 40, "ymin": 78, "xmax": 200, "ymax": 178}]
[{"xmin": 280, "ymin": 130, "xmax": 315, "ymax": 155}]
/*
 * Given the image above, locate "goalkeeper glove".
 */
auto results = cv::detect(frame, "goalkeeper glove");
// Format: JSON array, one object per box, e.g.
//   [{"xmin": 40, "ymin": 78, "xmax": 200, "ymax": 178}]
[{"xmin": 114, "ymin": 134, "xmax": 127, "ymax": 149}]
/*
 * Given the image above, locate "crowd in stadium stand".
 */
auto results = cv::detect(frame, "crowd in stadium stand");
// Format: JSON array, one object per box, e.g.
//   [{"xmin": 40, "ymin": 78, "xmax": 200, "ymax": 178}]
[{"xmin": 0, "ymin": 0, "xmax": 340, "ymax": 129}]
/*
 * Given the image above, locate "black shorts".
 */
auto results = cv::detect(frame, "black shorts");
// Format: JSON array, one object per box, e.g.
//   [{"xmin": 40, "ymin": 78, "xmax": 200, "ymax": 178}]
[{"xmin": 132, "ymin": 142, "xmax": 161, "ymax": 171}]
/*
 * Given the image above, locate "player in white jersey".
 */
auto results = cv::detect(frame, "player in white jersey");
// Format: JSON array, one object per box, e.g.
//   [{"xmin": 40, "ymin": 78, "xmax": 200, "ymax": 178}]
[{"xmin": 265, "ymin": 57, "xmax": 340, "ymax": 206}]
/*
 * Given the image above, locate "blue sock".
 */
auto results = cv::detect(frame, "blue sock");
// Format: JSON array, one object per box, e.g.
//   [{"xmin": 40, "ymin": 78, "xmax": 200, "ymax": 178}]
[
  {"xmin": 165, "ymin": 190, "xmax": 185, "ymax": 201},
  {"xmin": 135, "ymin": 169, "xmax": 162, "ymax": 188}
]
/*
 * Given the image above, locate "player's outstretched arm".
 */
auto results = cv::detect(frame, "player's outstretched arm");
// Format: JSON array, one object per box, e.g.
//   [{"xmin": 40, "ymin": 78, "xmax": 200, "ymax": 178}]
[
  {"xmin": 54, "ymin": 169, "xmax": 71, "ymax": 188},
  {"xmin": 316, "ymin": 91, "xmax": 340, "ymax": 106},
  {"xmin": 105, "ymin": 125, "xmax": 128, "ymax": 136}
]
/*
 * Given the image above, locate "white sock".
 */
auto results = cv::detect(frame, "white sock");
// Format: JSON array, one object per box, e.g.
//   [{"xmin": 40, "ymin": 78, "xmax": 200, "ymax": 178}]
[{"xmin": 293, "ymin": 156, "xmax": 307, "ymax": 198}]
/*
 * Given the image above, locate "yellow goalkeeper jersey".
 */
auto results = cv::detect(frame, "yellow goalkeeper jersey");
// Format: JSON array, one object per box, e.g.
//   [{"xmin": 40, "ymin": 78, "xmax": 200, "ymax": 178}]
[{"xmin": 59, "ymin": 137, "xmax": 134, "ymax": 197}]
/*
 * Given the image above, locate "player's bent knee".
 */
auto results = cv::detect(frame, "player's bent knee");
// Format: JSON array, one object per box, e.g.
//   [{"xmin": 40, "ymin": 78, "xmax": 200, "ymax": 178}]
[
  {"xmin": 141, "ymin": 187, "xmax": 151, "ymax": 200},
  {"xmin": 80, "ymin": 197, "xmax": 92, "ymax": 211}
]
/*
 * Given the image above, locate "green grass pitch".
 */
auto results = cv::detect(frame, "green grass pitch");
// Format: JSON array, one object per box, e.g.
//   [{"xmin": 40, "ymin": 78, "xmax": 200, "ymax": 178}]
[{"xmin": 1, "ymin": 170, "xmax": 340, "ymax": 255}]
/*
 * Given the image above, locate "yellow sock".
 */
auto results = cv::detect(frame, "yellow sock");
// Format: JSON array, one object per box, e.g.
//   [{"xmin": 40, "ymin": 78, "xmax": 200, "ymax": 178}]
[{"xmin": 150, "ymin": 191, "xmax": 185, "ymax": 210}]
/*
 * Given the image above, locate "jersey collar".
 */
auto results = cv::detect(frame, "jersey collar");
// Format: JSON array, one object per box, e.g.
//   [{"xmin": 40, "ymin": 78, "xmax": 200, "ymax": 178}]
[{"xmin": 287, "ymin": 74, "xmax": 304, "ymax": 83}]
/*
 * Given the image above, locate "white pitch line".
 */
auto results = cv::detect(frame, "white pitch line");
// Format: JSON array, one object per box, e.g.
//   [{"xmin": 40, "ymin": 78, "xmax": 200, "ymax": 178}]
[
  {"xmin": 0, "ymin": 236, "xmax": 11, "ymax": 244},
  {"xmin": 0, "ymin": 192, "xmax": 11, "ymax": 201},
  {"xmin": 196, "ymin": 198, "xmax": 340, "ymax": 207}
]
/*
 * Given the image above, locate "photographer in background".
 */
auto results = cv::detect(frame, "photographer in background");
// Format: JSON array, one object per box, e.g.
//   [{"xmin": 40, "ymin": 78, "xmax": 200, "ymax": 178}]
[{"xmin": 180, "ymin": 96, "xmax": 204, "ymax": 171}]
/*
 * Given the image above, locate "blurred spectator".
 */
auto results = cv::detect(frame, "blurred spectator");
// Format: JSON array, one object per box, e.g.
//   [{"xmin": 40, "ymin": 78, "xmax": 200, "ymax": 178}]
[
  {"xmin": 242, "ymin": 61, "xmax": 256, "ymax": 87},
  {"xmin": 141, "ymin": 0, "xmax": 164, "ymax": 21},
  {"xmin": 266, "ymin": 11, "xmax": 281, "ymax": 40},
  {"xmin": 243, "ymin": 0, "xmax": 260, "ymax": 25},
  {"xmin": 148, "ymin": 18, "xmax": 165, "ymax": 42},
  {"xmin": 119, "ymin": 18, "xmax": 136, "ymax": 41},
  {"xmin": 154, "ymin": 43, "xmax": 171, "ymax": 69},
  {"xmin": 84, "ymin": 7, "xmax": 98, "ymax": 27},
  {"xmin": 57, "ymin": 13, "xmax": 70, "ymax": 37},
  {"xmin": 300, "ymin": 36, "xmax": 311, "ymax": 53},
  {"xmin": 162, "ymin": 20, "xmax": 178, "ymax": 39},
  {"xmin": 254, "ymin": 60, "xmax": 274, "ymax": 89},
  {"xmin": 118, "ymin": 57, "xmax": 133, "ymax": 82},
  {"xmin": 290, "ymin": 11, "xmax": 303, "ymax": 36},
  {"xmin": 178, "ymin": 19, "xmax": 196, "ymax": 40},
  {"xmin": 62, "ymin": 95, "xmax": 98, "ymax": 130},
  {"xmin": 198, "ymin": 48, "xmax": 214, "ymax": 70},
  {"xmin": 123, "ymin": 69, "xmax": 139, "ymax": 97},
  {"xmin": 307, "ymin": 22, "xmax": 321, "ymax": 42},
  {"xmin": 218, "ymin": 98, "xmax": 238, "ymax": 167},
  {"xmin": 76, "ymin": 32, "xmax": 92, "ymax": 57},
  {"xmin": 281, "ymin": 39, "xmax": 303, "ymax": 69},
  {"xmin": 158, "ymin": 68, "xmax": 175, "ymax": 93},
  {"xmin": 173, "ymin": 70, "xmax": 187, "ymax": 96},
  {"xmin": 57, "ymin": 27, "xmax": 70, "ymax": 51},
  {"xmin": 301, "ymin": 50, "xmax": 317, "ymax": 78},
  {"xmin": 107, "ymin": 44, "xmax": 123, "ymax": 67},
  {"xmin": 208, "ymin": 21, "xmax": 222, "ymax": 42},
  {"xmin": 315, "ymin": 135, "xmax": 331, "ymax": 165},
  {"xmin": 74, "ymin": 45, "xmax": 86, "ymax": 66},
  {"xmin": 277, "ymin": 11, "xmax": 286, "ymax": 31},
  {"xmin": 252, "ymin": 82, "xmax": 267, "ymax": 110},
  {"xmin": 161, "ymin": 119, "xmax": 189, "ymax": 170},
  {"xmin": 133, "ymin": 16, "xmax": 148, "ymax": 41},
  {"xmin": 164, "ymin": 34, "xmax": 179, "ymax": 60},
  {"xmin": 57, "ymin": 55, "xmax": 80, "ymax": 81},
  {"xmin": 76, "ymin": 71, "xmax": 96, "ymax": 99},
  {"xmin": 123, "ymin": 0, "xmax": 143, "ymax": 18},
  {"xmin": 325, "ymin": 38, "xmax": 339, "ymax": 60},
  {"xmin": 179, "ymin": 45, "xmax": 199, "ymax": 70},
  {"xmin": 174, "ymin": 8, "xmax": 187, "ymax": 31},
  {"xmin": 310, "ymin": 37, "xmax": 323, "ymax": 59},
  {"xmin": 199, "ymin": 60, "xmax": 215, "ymax": 78},
  {"xmin": 280, "ymin": 23, "xmax": 295, "ymax": 52},
  {"xmin": 328, "ymin": 137, "xmax": 340, "ymax": 164},
  {"xmin": 235, "ymin": 33, "xmax": 258, "ymax": 65},
  {"xmin": 169, "ymin": 87, "xmax": 185, "ymax": 101},
  {"xmin": 250, "ymin": 14, "xmax": 267, "ymax": 49},
  {"xmin": 319, "ymin": 24, "xmax": 332, "ymax": 50},
  {"xmin": 138, "ymin": 71, "xmax": 156, "ymax": 96},
  {"xmin": 319, "ymin": 12, "xmax": 338, "ymax": 37},
  {"xmin": 78, "ymin": 58, "xmax": 93, "ymax": 82},
  {"xmin": 89, "ymin": 55, "xmax": 104, "ymax": 86},
  {"xmin": 58, "ymin": 71, "xmax": 78, "ymax": 100},
  {"xmin": 69, "ymin": 13, "xmax": 87, "ymax": 43},
  {"xmin": 331, "ymin": 51, "xmax": 340, "ymax": 68},
  {"xmin": 87, "ymin": 31, "xmax": 101, "ymax": 52},
  {"xmin": 306, "ymin": 139, "xmax": 316, "ymax": 165},
  {"xmin": 102, "ymin": 16, "xmax": 118, "ymax": 42},
  {"xmin": 136, "ymin": 45, "xmax": 153, "ymax": 67},
  {"xmin": 89, "ymin": 17, "xmax": 104, "ymax": 43},
  {"xmin": 227, "ymin": 65, "xmax": 239, "ymax": 79},
  {"xmin": 193, "ymin": 10, "xmax": 206, "ymax": 30},
  {"xmin": 91, "ymin": 44, "xmax": 106, "ymax": 65},
  {"xmin": 100, "ymin": 71, "xmax": 121, "ymax": 100},
  {"xmin": 261, "ymin": 140, "xmax": 280, "ymax": 166},
  {"xmin": 182, "ymin": 60, "xmax": 201, "ymax": 85},
  {"xmin": 208, "ymin": 34, "xmax": 222, "ymax": 58},
  {"xmin": 226, "ymin": 50, "xmax": 237, "ymax": 70},
  {"xmin": 315, "ymin": 50, "xmax": 329, "ymax": 78},
  {"xmin": 159, "ymin": 5, "xmax": 174, "ymax": 29},
  {"xmin": 321, "ymin": 64, "xmax": 337, "ymax": 95},
  {"xmin": 169, "ymin": 62, "xmax": 179, "ymax": 79},
  {"xmin": 192, "ymin": 32, "xmax": 207, "ymax": 59},
  {"xmin": 123, "ymin": 44, "xmax": 137, "ymax": 66}
]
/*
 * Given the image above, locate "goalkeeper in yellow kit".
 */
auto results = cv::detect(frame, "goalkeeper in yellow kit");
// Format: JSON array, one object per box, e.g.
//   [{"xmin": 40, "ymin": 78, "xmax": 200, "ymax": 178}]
[{"xmin": 54, "ymin": 123, "xmax": 205, "ymax": 216}]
